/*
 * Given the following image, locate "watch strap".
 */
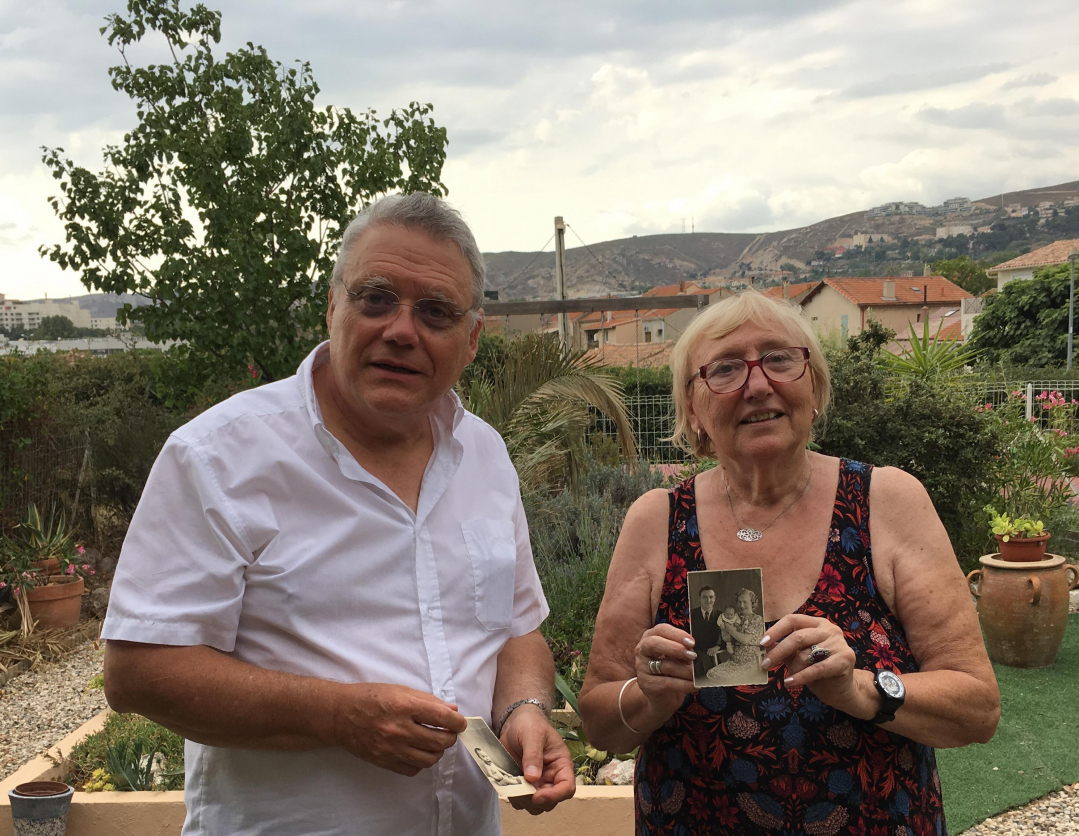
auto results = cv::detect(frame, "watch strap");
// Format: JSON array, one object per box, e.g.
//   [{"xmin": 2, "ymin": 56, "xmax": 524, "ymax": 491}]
[
  {"xmin": 494, "ymin": 698, "xmax": 549, "ymax": 737},
  {"xmin": 870, "ymin": 670, "xmax": 903, "ymax": 724}
]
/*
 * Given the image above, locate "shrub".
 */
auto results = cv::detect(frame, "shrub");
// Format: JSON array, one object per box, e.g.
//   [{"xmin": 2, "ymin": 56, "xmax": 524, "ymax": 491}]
[
  {"xmin": 817, "ymin": 322, "xmax": 1004, "ymax": 570},
  {"xmin": 67, "ymin": 712, "xmax": 184, "ymax": 791},
  {"xmin": 529, "ymin": 457, "xmax": 662, "ymax": 689}
]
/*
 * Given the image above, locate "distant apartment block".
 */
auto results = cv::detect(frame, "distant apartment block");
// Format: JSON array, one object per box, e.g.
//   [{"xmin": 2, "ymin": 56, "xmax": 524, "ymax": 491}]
[
  {"xmin": 942, "ymin": 197, "xmax": 973, "ymax": 214},
  {"xmin": 865, "ymin": 197, "xmax": 972, "ymax": 218},
  {"xmin": 0, "ymin": 293, "xmax": 116, "ymax": 332}
]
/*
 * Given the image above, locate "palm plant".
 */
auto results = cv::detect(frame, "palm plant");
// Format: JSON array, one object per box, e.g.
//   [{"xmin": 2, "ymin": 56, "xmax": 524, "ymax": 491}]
[
  {"xmin": 877, "ymin": 317, "xmax": 981, "ymax": 379},
  {"xmin": 459, "ymin": 334, "xmax": 636, "ymax": 494}
]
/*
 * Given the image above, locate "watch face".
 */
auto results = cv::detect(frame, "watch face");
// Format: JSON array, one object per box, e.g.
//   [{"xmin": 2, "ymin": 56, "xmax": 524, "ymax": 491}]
[{"xmin": 878, "ymin": 670, "xmax": 904, "ymax": 699}]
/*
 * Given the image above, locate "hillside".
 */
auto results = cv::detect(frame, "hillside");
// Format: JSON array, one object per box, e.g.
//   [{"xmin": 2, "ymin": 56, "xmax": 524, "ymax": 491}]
[{"xmin": 23, "ymin": 180, "xmax": 1079, "ymax": 310}]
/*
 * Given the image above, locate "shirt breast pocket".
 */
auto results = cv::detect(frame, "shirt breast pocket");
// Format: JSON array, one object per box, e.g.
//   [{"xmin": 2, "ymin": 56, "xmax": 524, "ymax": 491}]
[{"xmin": 461, "ymin": 519, "xmax": 517, "ymax": 632}]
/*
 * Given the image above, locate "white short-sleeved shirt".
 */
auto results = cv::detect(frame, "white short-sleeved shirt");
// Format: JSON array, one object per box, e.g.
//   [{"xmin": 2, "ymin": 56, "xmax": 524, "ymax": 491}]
[{"xmin": 102, "ymin": 342, "xmax": 549, "ymax": 836}]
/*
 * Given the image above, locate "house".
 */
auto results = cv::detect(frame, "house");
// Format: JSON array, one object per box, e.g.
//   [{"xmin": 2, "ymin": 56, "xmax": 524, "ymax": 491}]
[
  {"xmin": 850, "ymin": 233, "xmax": 895, "ymax": 248},
  {"xmin": 889, "ymin": 307, "xmax": 965, "ymax": 356},
  {"xmin": 987, "ymin": 238, "xmax": 1079, "ymax": 290},
  {"xmin": 936, "ymin": 224, "xmax": 974, "ymax": 239},
  {"xmin": 762, "ymin": 282, "xmax": 819, "ymax": 305},
  {"xmin": 797, "ymin": 276, "xmax": 972, "ymax": 340},
  {"xmin": 573, "ymin": 282, "xmax": 732, "ymax": 349}
]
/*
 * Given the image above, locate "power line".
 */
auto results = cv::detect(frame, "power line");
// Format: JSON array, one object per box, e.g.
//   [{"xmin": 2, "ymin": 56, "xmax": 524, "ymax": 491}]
[
  {"xmin": 565, "ymin": 224, "xmax": 634, "ymax": 293},
  {"xmin": 503, "ymin": 233, "xmax": 555, "ymax": 289}
]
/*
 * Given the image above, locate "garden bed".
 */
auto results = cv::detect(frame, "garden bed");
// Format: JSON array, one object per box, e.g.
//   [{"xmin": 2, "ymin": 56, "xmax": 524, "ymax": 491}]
[{"xmin": 0, "ymin": 710, "xmax": 633, "ymax": 836}]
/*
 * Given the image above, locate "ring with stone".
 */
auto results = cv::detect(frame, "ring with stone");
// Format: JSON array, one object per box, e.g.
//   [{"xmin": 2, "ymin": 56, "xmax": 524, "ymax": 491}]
[
  {"xmin": 648, "ymin": 658, "xmax": 663, "ymax": 676},
  {"xmin": 808, "ymin": 644, "xmax": 831, "ymax": 664}
]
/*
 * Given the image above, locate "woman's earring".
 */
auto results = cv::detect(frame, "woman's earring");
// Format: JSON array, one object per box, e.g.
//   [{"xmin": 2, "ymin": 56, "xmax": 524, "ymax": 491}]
[
  {"xmin": 696, "ymin": 428, "xmax": 706, "ymax": 447},
  {"xmin": 812, "ymin": 408, "xmax": 820, "ymax": 420}
]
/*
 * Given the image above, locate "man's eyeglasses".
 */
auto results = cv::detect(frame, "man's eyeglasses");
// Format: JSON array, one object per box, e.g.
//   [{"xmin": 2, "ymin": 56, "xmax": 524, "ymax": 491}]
[
  {"xmin": 342, "ymin": 285, "xmax": 470, "ymax": 331},
  {"xmin": 691, "ymin": 347, "xmax": 810, "ymax": 394}
]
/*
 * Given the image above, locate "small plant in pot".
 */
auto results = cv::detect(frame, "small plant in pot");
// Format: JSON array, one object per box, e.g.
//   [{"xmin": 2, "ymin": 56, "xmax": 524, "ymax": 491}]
[
  {"xmin": 0, "ymin": 504, "xmax": 95, "ymax": 636},
  {"xmin": 985, "ymin": 507, "xmax": 1050, "ymax": 562}
]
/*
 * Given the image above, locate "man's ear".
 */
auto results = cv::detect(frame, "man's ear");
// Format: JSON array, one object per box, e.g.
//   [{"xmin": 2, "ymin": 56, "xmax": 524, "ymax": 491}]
[{"xmin": 466, "ymin": 309, "xmax": 484, "ymax": 363}]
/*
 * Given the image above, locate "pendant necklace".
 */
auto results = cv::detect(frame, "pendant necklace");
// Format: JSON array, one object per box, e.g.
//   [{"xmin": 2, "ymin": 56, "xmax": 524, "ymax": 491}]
[{"xmin": 721, "ymin": 457, "xmax": 813, "ymax": 542}]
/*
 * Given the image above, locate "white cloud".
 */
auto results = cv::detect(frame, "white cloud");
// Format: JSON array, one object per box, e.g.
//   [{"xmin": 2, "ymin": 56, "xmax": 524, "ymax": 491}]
[{"xmin": 2, "ymin": 0, "xmax": 1079, "ymax": 299}]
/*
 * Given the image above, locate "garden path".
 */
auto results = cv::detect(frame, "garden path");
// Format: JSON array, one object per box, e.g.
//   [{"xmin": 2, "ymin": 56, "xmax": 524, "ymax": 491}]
[{"xmin": 0, "ymin": 642, "xmax": 106, "ymax": 780}]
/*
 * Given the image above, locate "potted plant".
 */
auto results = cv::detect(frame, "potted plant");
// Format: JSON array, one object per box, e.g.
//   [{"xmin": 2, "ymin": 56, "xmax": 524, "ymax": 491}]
[
  {"xmin": 7, "ymin": 781, "xmax": 75, "ymax": 834},
  {"xmin": 0, "ymin": 504, "xmax": 95, "ymax": 635},
  {"xmin": 985, "ymin": 508, "xmax": 1050, "ymax": 562}
]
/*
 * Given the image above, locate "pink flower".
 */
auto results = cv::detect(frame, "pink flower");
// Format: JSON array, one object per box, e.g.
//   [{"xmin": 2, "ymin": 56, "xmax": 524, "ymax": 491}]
[
  {"xmin": 66, "ymin": 564, "xmax": 76, "ymax": 575},
  {"xmin": 13, "ymin": 587, "xmax": 20, "ymax": 596},
  {"xmin": 76, "ymin": 544, "xmax": 85, "ymax": 556},
  {"xmin": 81, "ymin": 564, "xmax": 91, "ymax": 572},
  {"xmin": 0, "ymin": 581, "xmax": 6, "ymax": 589}
]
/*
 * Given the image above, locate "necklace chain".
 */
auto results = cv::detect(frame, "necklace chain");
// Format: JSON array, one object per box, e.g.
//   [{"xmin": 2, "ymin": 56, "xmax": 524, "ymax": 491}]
[{"xmin": 721, "ymin": 456, "xmax": 813, "ymax": 542}]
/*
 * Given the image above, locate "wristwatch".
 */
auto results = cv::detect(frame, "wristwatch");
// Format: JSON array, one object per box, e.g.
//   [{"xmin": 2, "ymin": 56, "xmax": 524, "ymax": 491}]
[{"xmin": 871, "ymin": 669, "xmax": 905, "ymax": 724}]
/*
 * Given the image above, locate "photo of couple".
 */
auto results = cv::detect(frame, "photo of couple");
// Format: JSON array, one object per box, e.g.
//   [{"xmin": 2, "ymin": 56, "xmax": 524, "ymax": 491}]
[{"xmin": 687, "ymin": 568, "xmax": 768, "ymax": 688}]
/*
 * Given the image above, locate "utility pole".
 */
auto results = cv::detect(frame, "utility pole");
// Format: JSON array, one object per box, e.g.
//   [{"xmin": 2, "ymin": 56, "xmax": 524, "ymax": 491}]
[
  {"xmin": 1069, "ymin": 252, "xmax": 1078, "ymax": 370},
  {"xmin": 554, "ymin": 216, "xmax": 569, "ymax": 345}
]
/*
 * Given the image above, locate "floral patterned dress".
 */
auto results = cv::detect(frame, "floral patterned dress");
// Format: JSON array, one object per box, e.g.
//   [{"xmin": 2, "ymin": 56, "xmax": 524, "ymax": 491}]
[{"xmin": 634, "ymin": 459, "xmax": 946, "ymax": 836}]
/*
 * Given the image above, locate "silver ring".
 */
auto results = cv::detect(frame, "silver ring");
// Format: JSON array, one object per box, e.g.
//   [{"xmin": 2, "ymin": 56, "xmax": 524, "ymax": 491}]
[
  {"xmin": 648, "ymin": 658, "xmax": 663, "ymax": 676},
  {"xmin": 808, "ymin": 644, "xmax": 831, "ymax": 664}
]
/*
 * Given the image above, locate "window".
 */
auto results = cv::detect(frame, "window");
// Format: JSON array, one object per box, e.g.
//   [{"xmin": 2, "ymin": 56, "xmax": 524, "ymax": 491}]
[
  {"xmin": 841, "ymin": 314, "xmax": 849, "ymax": 340},
  {"xmin": 644, "ymin": 331, "xmax": 652, "ymax": 343},
  {"xmin": 916, "ymin": 313, "xmax": 922, "ymax": 322}
]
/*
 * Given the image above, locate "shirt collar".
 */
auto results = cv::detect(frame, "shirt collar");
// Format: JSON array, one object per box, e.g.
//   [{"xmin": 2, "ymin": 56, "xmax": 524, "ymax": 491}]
[{"xmin": 296, "ymin": 341, "xmax": 466, "ymax": 458}]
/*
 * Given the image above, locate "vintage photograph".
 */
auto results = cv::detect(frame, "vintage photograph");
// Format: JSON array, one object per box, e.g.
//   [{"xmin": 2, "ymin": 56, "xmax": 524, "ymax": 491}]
[
  {"xmin": 460, "ymin": 718, "xmax": 537, "ymax": 799},
  {"xmin": 686, "ymin": 568, "xmax": 768, "ymax": 688}
]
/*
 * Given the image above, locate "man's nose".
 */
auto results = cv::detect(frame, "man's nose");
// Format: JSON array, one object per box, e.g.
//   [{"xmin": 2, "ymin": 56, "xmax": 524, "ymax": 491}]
[{"xmin": 380, "ymin": 303, "xmax": 420, "ymax": 345}]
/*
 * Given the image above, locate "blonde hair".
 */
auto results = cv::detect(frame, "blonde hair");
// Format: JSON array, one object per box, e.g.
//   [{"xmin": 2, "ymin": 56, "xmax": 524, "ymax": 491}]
[{"xmin": 670, "ymin": 290, "xmax": 831, "ymax": 458}]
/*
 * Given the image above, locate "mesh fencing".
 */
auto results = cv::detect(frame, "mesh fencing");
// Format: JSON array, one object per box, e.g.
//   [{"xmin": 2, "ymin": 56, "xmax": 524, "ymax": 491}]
[
  {"xmin": 0, "ymin": 422, "xmax": 86, "ymax": 530},
  {"xmin": 597, "ymin": 380, "xmax": 1079, "ymax": 463}
]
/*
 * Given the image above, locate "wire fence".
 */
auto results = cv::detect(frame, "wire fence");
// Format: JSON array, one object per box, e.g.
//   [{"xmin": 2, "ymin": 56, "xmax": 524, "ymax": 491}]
[
  {"xmin": 596, "ymin": 380, "xmax": 1079, "ymax": 463},
  {"xmin": 0, "ymin": 423, "xmax": 86, "ymax": 530}
]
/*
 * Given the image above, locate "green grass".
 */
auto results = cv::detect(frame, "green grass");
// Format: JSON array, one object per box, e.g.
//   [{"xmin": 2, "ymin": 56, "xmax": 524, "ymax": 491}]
[{"xmin": 938, "ymin": 614, "xmax": 1079, "ymax": 833}]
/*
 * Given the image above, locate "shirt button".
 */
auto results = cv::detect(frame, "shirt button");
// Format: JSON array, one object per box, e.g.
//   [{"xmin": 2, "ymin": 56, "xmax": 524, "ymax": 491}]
[{"xmin": 440, "ymin": 689, "xmax": 449, "ymax": 699}]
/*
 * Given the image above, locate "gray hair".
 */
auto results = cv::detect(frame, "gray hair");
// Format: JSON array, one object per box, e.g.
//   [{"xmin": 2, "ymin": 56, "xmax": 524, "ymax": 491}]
[{"xmin": 332, "ymin": 192, "xmax": 486, "ymax": 309}]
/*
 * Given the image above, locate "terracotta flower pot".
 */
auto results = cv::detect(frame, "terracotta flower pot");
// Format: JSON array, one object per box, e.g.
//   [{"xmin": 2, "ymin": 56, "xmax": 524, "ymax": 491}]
[
  {"xmin": 967, "ymin": 554, "xmax": 1079, "ymax": 668},
  {"xmin": 994, "ymin": 532, "xmax": 1050, "ymax": 562},
  {"xmin": 25, "ymin": 575, "xmax": 84, "ymax": 631}
]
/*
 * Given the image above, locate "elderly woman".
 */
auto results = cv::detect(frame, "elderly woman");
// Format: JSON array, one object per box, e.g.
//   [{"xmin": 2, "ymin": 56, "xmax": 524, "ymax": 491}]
[
  {"xmin": 578, "ymin": 291, "xmax": 999, "ymax": 835},
  {"xmin": 707, "ymin": 588, "xmax": 765, "ymax": 682}
]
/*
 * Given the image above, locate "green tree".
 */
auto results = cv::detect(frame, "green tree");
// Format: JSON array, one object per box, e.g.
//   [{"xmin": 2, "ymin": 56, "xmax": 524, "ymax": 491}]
[
  {"xmin": 40, "ymin": 0, "xmax": 448, "ymax": 391},
  {"xmin": 31, "ymin": 316, "xmax": 80, "ymax": 340},
  {"xmin": 970, "ymin": 265, "xmax": 1072, "ymax": 367},
  {"xmin": 931, "ymin": 256, "xmax": 994, "ymax": 296}
]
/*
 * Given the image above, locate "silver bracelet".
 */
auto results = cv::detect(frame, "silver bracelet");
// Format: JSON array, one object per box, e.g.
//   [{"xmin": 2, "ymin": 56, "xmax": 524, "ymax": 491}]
[
  {"xmin": 494, "ymin": 698, "xmax": 549, "ymax": 737},
  {"xmin": 618, "ymin": 677, "xmax": 642, "ymax": 735}
]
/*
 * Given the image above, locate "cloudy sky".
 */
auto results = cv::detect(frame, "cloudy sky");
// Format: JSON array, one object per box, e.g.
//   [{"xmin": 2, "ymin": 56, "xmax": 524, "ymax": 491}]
[{"xmin": 2, "ymin": 0, "xmax": 1078, "ymax": 300}]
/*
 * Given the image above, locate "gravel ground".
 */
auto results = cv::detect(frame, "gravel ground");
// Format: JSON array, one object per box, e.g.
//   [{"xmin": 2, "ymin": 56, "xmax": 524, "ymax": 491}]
[
  {"xmin": 965, "ymin": 782, "xmax": 1079, "ymax": 835},
  {"xmin": 0, "ymin": 642, "xmax": 107, "ymax": 780}
]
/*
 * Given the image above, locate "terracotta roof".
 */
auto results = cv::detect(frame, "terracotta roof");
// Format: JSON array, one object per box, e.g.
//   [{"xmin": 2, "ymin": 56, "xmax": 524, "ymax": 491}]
[
  {"xmin": 582, "ymin": 341, "xmax": 674, "ymax": 369},
  {"xmin": 803, "ymin": 276, "xmax": 971, "ymax": 307},
  {"xmin": 988, "ymin": 238, "xmax": 1079, "ymax": 273},
  {"xmin": 762, "ymin": 282, "xmax": 819, "ymax": 302},
  {"xmin": 887, "ymin": 310, "xmax": 964, "ymax": 354}
]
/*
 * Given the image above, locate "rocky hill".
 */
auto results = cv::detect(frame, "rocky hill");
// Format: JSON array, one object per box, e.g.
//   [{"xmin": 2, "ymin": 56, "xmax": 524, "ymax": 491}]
[{"xmin": 25, "ymin": 181, "xmax": 1079, "ymax": 310}]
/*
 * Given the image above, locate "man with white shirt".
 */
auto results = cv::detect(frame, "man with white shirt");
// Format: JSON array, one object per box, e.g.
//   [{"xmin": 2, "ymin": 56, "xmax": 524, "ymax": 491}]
[{"xmin": 101, "ymin": 192, "xmax": 575, "ymax": 836}]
